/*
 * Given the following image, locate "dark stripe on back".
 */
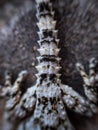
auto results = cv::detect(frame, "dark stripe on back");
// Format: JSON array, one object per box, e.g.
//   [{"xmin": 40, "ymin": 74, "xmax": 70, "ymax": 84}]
[
  {"xmin": 38, "ymin": 12, "xmax": 52, "ymax": 17},
  {"xmin": 49, "ymin": 74, "xmax": 56, "ymax": 81},
  {"xmin": 39, "ymin": 38, "xmax": 58, "ymax": 45},
  {"xmin": 39, "ymin": 73, "xmax": 57, "ymax": 84},
  {"xmin": 42, "ymin": 29, "xmax": 53, "ymax": 38},
  {"xmin": 41, "ymin": 55, "xmax": 57, "ymax": 59},
  {"xmin": 38, "ymin": 2, "xmax": 51, "ymax": 13},
  {"xmin": 40, "ymin": 29, "xmax": 56, "ymax": 40},
  {"xmin": 40, "ymin": 57, "xmax": 58, "ymax": 63},
  {"xmin": 37, "ymin": 1, "xmax": 53, "ymax": 17}
]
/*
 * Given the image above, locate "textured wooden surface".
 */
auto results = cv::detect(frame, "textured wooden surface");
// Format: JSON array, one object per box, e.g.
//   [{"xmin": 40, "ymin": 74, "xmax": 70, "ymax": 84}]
[{"xmin": 0, "ymin": 0, "xmax": 98, "ymax": 130}]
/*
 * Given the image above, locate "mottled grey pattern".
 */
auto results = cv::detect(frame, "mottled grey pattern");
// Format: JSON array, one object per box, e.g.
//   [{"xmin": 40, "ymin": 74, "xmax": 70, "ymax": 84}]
[{"xmin": 0, "ymin": 0, "xmax": 98, "ymax": 130}]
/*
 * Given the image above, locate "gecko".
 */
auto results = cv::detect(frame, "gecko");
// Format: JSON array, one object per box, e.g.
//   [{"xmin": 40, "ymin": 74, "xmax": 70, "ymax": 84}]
[{"xmin": 0, "ymin": 0, "xmax": 98, "ymax": 130}]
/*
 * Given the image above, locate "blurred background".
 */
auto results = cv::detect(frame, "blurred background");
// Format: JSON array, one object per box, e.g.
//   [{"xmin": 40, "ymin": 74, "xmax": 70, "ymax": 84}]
[{"xmin": 0, "ymin": 0, "xmax": 98, "ymax": 130}]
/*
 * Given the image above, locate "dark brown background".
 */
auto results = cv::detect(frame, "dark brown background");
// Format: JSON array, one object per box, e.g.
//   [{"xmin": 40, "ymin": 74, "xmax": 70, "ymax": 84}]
[{"xmin": 0, "ymin": 0, "xmax": 98, "ymax": 130}]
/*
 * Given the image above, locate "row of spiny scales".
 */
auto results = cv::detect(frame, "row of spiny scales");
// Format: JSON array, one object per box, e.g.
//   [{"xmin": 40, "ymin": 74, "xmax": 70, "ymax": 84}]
[
  {"xmin": 0, "ymin": 0, "xmax": 98, "ymax": 130},
  {"xmin": 36, "ymin": 0, "xmax": 61, "ymax": 85}
]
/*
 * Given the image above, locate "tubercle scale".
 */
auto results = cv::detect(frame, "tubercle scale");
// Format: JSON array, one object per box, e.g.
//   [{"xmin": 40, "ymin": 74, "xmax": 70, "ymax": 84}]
[
  {"xmin": 35, "ymin": 0, "xmax": 61, "ymax": 84},
  {"xmin": 0, "ymin": 0, "xmax": 98, "ymax": 130}
]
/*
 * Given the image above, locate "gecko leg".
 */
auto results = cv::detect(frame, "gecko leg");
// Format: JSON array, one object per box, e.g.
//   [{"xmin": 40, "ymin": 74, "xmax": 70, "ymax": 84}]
[
  {"xmin": 61, "ymin": 85, "xmax": 93, "ymax": 116},
  {"xmin": 1, "ymin": 70, "xmax": 37, "ymax": 120},
  {"xmin": 76, "ymin": 58, "xmax": 98, "ymax": 113},
  {"xmin": 89, "ymin": 57, "xmax": 98, "ymax": 84},
  {"xmin": 14, "ymin": 86, "xmax": 37, "ymax": 119},
  {"xmin": 0, "ymin": 70, "xmax": 28, "ymax": 110},
  {"xmin": 0, "ymin": 71, "xmax": 12, "ymax": 97}
]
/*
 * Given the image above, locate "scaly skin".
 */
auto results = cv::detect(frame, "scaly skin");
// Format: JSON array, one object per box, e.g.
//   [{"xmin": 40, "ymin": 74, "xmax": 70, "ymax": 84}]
[{"xmin": 0, "ymin": 0, "xmax": 98, "ymax": 130}]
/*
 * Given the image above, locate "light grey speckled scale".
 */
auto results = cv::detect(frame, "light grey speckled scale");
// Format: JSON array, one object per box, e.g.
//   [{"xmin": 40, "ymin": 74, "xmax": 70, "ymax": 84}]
[{"xmin": 0, "ymin": 0, "xmax": 98, "ymax": 130}]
